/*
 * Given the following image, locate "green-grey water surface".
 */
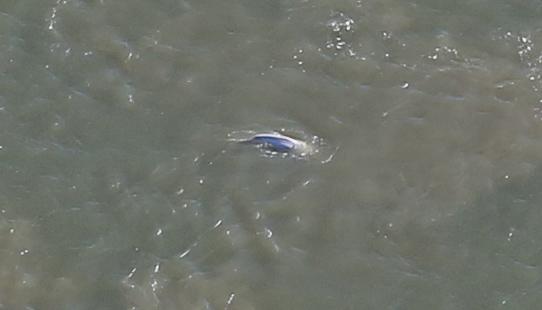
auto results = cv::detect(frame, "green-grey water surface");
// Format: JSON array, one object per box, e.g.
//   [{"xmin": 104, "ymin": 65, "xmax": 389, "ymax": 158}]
[{"xmin": 2, "ymin": 0, "xmax": 542, "ymax": 309}]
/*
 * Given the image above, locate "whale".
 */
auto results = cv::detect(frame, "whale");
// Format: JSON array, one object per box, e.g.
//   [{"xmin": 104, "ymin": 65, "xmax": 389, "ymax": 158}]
[{"xmin": 240, "ymin": 132, "xmax": 313, "ymax": 156}]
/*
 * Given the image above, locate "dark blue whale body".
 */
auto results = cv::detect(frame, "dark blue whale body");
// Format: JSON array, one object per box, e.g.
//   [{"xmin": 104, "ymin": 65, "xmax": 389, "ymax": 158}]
[{"xmin": 246, "ymin": 135, "xmax": 296, "ymax": 152}]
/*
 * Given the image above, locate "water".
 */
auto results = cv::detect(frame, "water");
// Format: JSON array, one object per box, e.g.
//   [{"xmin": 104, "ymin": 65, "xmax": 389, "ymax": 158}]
[{"xmin": 2, "ymin": 0, "xmax": 542, "ymax": 309}]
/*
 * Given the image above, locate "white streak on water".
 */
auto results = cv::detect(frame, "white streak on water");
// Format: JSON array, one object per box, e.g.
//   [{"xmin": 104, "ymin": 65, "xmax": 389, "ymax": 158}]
[
  {"xmin": 213, "ymin": 219, "xmax": 223, "ymax": 228},
  {"xmin": 225, "ymin": 293, "xmax": 235, "ymax": 309},
  {"xmin": 179, "ymin": 248, "xmax": 191, "ymax": 258},
  {"xmin": 321, "ymin": 145, "xmax": 339, "ymax": 164},
  {"xmin": 127, "ymin": 267, "xmax": 136, "ymax": 279}
]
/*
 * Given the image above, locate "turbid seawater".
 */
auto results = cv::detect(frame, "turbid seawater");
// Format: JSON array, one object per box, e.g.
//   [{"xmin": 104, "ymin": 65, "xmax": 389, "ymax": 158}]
[{"xmin": 2, "ymin": 0, "xmax": 542, "ymax": 309}]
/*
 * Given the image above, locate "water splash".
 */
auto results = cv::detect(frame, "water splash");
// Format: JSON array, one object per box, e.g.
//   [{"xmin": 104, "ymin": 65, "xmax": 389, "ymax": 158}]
[{"xmin": 325, "ymin": 12, "xmax": 356, "ymax": 56}]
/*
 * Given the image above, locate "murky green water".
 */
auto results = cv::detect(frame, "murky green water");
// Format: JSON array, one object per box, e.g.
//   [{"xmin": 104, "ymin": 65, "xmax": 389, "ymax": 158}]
[{"xmin": 2, "ymin": 0, "xmax": 542, "ymax": 309}]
